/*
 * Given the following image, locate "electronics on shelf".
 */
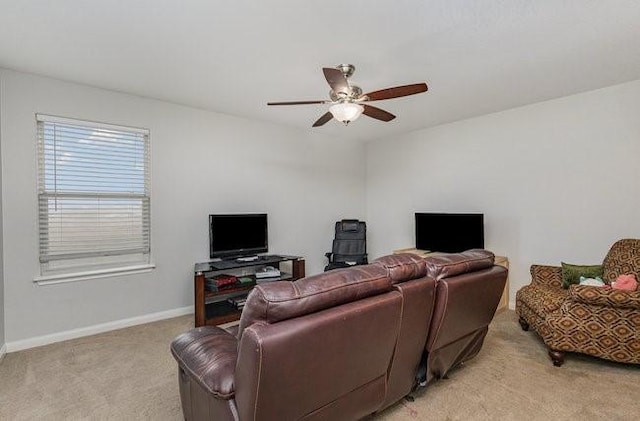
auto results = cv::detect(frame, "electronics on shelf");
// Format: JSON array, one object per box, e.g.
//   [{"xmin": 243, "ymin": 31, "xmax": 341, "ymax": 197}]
[
  {"xmin": 227, "ymin": 295, "xmax": 247, "ymax": 310},
  {"xmin": 255, "ymin": 266, "xmax": 281, "ymax": 279}
]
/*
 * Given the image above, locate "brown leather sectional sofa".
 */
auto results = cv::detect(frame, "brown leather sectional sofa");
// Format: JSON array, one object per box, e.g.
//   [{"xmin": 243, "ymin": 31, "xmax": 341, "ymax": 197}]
[{"xmin": 171, "ymin": 250, "xmax": 507, "ymax": 421}]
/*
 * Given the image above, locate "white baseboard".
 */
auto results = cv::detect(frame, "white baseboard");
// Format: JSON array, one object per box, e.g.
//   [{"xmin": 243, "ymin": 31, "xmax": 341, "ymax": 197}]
[
  {"xmin": 0, "ymin": 343, "xmax": 7, "ymax": 363},
  {"xmin": 6, "ymin": 305, "xmax": 193, "ymax": 353}
]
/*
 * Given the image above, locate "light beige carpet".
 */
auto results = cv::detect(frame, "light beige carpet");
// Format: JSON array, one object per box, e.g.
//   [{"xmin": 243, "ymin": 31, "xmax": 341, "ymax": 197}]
[{"xmin": 0, "ymin": 310, "xmax": 638, "ymax": 420}]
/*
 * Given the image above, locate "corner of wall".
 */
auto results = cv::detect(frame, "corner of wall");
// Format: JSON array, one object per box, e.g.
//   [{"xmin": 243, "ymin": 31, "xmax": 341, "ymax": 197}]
[{"xmin": 0, "ymin": 68, "xmax": 6, "ymax": 355}]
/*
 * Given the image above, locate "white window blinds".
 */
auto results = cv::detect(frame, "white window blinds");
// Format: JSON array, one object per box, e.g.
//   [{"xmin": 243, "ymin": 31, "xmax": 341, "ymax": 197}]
[{"xmin": 37, "ymin": 114, "xmax": 151, "ymax": 275}]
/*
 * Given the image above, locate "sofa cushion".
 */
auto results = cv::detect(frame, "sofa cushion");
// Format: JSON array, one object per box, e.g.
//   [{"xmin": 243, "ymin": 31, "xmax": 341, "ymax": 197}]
[
  {"xmin": 374, "ymin": 253, "xmax": 427, "ymax": 284},
  {"xmin": 517, "ymin": 284, "xmax": 569, "ymax": 318},
  {"xmin": 561, "ymin": 262, "xmax": 603, "ymax": 289},
  {"xmin": 570, "ymin": 284, "xmax": 640, "ymax": 309},
  {"xmin": 425, "ymin": 249, "xmax": 495, "ymax": 280},
  {"xmin": 238, "ymin": 263, "xmax": 391, "ymax": 333}
]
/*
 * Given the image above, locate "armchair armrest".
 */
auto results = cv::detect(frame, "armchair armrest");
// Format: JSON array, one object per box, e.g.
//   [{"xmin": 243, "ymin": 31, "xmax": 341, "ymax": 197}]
[
  {"xmin": 171, "ymin": 326, "xmax": 238, "ymax": 399},
  {"xmin": 530, "ymin": 265, "xmax": 562, "ymax": 288},
  {"xmin": 569, "ymin": 285, "xmax": 640, "ymax": 310}
]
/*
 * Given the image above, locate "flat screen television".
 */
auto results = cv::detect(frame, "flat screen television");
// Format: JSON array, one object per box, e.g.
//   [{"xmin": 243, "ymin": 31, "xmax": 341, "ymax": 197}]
[
  {"xmin": 415, "ymin": 212, "xmax": 484, "ymax": 253},
  {"xmin": 209, "ymin": 213, "xmax": 268, "ymax": 259}
]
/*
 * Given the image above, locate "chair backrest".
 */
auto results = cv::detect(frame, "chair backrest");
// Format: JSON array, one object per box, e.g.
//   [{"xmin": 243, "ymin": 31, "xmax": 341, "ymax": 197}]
[
  {"xmin": 602, "ymin": 239, "xmax": 640, "ymax": 285},
  {"xmin": 331, "ymin": 219, "xmax": 367, "ymax": 264},
  {"xmin": 373, "ymin": 254, "xmax": 437, "ymax": 410},
  {"xmin": 423, "ymin": 250, "xmax": 507, "ymax": 384},
  {"xmin": 235, "ymin": 263, "xmax": 401, "ymax": 421}
]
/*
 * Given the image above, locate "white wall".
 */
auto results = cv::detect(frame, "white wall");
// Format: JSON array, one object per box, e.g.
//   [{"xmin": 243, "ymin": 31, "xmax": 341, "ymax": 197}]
[
  {"xmin": 0, "ymin": 71, "xmax": 5, "ymax": 355},
  {"xmin": 0, "ymin": 69, "xmax": 366, "ymax": 345},
  {"xmin": 4, "ymin": 66, "xmax": 638, "ymax": 348},
  {"xmin": 366, "ymin": 79, "xmax": 640, "ymax": 306}
]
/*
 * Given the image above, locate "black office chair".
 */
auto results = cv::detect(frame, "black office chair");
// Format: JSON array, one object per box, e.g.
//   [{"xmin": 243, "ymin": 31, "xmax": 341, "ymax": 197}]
[{"xmin": 324, "ymin": 219, "xmax": 368, "ymax": 271}]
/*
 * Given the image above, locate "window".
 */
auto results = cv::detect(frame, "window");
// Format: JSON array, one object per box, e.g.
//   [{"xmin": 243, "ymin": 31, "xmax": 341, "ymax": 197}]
[{"xmin": 36, "ymin": 114, "xmax": 151, "ymax": 282}]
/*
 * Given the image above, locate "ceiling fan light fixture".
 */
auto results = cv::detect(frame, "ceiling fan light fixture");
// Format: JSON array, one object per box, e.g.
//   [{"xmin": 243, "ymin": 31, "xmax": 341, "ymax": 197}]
[
  {"xmin": 267, "ymin": 64, "xmax": 427, "ymax": 127},
  {"xmin": 329, "ymin": 102, "xmax": 364, "ymax": 124}
]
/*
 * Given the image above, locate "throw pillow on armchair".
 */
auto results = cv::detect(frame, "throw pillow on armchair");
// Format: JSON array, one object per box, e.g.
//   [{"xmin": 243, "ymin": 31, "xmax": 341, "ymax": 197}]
[
  {"xmin": 612, "ymin": 274, "xmax": 638, "ymax": 291},
  {"xmin": 560, "ymin": 262, "xmax": 604, "ymax": 289}
]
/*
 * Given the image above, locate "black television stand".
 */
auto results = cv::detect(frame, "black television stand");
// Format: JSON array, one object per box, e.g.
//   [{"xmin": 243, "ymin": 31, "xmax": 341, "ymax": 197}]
[{"xmin": 194, "ymin": 255, "xmax": 305, "ymax": 326}]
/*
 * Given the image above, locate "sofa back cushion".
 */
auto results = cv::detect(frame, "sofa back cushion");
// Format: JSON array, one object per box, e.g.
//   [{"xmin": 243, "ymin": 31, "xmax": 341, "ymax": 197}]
[
  {"xmin": 235, "ymin": 289, "xmax": 402, "ymax": 421},
  {"xmin": 374, "ymin": 253, "xmax": 427, "ymax": 284},
  {"xmin": 425, "ymin": 264, "xmax": 507, "ymax": 381},
  {"xmin": 425, "ymin": 249, "xmax": 495, "ymax": 280},
  {"xmin": 238, "ymin": 263, "xmax": 391, "ymax": 335},
  {"xmin": 602, "ymin": 239, "xmax": 640, "ymax": 285},
  {"xmin": 373, "ymin": 252, "xmax": 436, "ymax": 409}
]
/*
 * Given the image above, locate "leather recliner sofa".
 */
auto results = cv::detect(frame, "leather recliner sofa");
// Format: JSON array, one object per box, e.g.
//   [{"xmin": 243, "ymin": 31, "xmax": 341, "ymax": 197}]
[{"xmin": 171, "ymin": 250, "xmax": 508, "ymax": 421}]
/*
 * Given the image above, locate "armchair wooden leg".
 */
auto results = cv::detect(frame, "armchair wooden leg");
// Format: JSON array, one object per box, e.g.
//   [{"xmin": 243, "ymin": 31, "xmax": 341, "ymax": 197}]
[
  {"xmin": 548, "ymin": 349, "xmax": 565, "ymax": 367},
  {"xmin": 518, "ymin": 316, "xmax": 530, "ymax": 331}
]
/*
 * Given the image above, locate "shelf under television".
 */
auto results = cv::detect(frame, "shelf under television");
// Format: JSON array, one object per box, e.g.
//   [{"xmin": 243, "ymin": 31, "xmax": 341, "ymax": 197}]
[{"xmin": 194, "ymin": 256, "xmax": 305, "ymax": 327}]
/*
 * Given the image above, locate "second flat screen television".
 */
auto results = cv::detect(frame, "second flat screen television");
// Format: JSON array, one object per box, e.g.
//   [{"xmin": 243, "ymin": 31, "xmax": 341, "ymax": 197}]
[
  {"xmin": 210, "ymin": 213, "xmax": 268, "ymax": 259},
  {"xmin": 415, "ymin": 212, "xmax": 484, "ymax": 253}
]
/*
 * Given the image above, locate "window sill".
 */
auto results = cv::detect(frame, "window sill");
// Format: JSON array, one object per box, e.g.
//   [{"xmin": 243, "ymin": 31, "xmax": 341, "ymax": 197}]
[{"xmin": 34, "ymin": 264, "xmax": 156, "ymax": 285}]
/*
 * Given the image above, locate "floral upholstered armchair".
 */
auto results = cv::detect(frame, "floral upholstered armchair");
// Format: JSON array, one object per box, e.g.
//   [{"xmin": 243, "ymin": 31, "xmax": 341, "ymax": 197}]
[{"xmin": 516, "ymin": 239, "xmax": 640, "ymax": 366}]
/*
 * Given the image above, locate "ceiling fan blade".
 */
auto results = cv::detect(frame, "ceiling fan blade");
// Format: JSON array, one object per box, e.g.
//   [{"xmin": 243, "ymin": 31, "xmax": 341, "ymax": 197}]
[
  {"xmin": 363, "ymin": 104, "xmax": 396, "ymax": 122},
  {"xmin": 267, "ymin": 100, "xmax": 327, "ymax": 105},
  {"xmin": 312, "ymin": 111, "xmax": 333, "ymax": 127},
  {"xmin": 323, "ymin": 68, "xmax": 349, "ymax": 95},
  {"xmin": 364, "ymin": 83, "xmax": 428, "ymax": 101}
]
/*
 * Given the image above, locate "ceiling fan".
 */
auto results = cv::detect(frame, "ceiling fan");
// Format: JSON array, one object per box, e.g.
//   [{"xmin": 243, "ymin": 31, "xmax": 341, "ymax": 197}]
[{"xmin": 267, "ymin": 64, "xmax": 428, "ymax": 127}]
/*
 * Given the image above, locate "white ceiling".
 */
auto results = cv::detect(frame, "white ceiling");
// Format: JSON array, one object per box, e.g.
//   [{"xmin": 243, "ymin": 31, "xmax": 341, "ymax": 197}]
[{"xmin": 1, "ymin": 1, "xmax": 639, "ymax": 141}]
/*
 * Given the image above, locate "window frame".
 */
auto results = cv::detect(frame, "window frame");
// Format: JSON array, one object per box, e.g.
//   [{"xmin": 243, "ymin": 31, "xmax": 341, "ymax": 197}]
[{"xmin": 34, "ymin": 114, "xmax": 154, "ymax": 285}]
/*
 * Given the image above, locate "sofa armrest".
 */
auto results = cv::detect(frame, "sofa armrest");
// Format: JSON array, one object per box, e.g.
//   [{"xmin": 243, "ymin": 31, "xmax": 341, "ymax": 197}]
[
  {"xmin": 569, "ymin": 285, "xmax": 640, "ymax": 310},
  {"xmin": 530, "ymin": 265, "xmax": 562, "ymax": 288},
  {"xmin": 170, "ymin": 326, "xmax": 238, "ymax": 399}
]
